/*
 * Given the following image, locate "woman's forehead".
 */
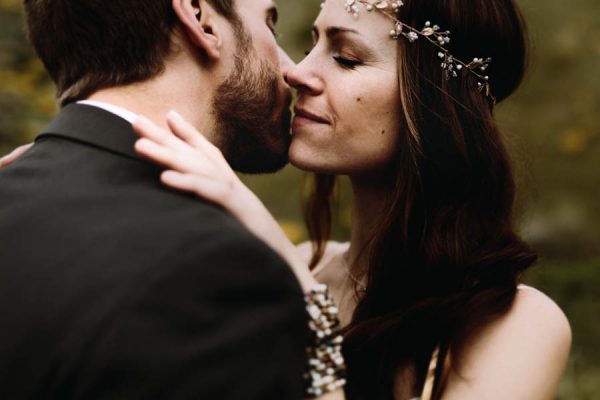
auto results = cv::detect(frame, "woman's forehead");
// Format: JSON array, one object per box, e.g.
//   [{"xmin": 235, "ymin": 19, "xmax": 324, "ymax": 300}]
[
  {"xmin": 315, "ymin": 0, "xmax": 398, "ymax": 53},
  {"xmin": 318, "ymin": 2, "xmax": 393, "ymax": 38}
]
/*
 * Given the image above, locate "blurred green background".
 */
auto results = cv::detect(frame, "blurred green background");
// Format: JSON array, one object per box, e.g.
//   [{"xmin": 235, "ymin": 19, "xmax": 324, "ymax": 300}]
[{"xmin": 1, "ymin": 0, "xmax": 598, "ymax": 398}]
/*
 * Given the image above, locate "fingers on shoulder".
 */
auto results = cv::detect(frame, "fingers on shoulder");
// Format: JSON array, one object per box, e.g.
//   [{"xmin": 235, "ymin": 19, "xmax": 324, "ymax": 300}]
[{"xmin": 0, "ymin": 143, "xmax": 33, "ymax": 167}]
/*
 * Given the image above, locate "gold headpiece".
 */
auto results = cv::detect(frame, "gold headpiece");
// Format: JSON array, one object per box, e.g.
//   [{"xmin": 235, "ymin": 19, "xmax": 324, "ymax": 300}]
[{"xmin": 342, "ymin": 0, "xmax": 494, "ymax": 101}]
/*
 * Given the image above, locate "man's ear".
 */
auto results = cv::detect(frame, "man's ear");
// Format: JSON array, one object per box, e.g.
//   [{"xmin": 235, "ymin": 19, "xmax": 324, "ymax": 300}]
[{"xmin": 172, "ymin": 0, "xmax": 222, "ymax": 60}]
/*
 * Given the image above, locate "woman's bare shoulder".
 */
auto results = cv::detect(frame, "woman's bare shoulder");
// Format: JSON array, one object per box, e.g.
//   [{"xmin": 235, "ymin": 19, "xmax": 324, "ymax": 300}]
[
  {"xmin": 512, "ymin": 285, "xmax": 571, "ymax": 343},
  {"xmin": 442, "ymin": 285, "xmax": 571, "ymax": 399}
]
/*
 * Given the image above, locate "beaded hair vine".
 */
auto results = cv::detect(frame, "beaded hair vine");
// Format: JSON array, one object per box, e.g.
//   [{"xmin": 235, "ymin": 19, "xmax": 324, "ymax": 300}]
[{"xmin": 339, "ymin": 0, "xmax": 495, "ymax": 102}]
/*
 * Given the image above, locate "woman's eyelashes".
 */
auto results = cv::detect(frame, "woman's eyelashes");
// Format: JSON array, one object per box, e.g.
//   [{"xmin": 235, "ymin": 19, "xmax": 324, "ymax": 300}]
[
  {"xmin": 303, "ymin": 48, "xmax": 362, "ymax": 70},
  {"xmin": 333, "ymin": 55, "xmax": 362, "ymax": 69},
  {"xmin": 303, "ymin": 39, "xmax": 363, "ymax": 70}
]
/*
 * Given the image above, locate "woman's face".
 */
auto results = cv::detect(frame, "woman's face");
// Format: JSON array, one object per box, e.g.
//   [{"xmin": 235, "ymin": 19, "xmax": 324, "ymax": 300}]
[{"xmin": 287, "ymin": 0, "xmax": 401, "ymax": 175}]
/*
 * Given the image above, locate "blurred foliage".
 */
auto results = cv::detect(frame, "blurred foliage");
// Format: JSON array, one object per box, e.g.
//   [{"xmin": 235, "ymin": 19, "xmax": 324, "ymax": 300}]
[
  {"xmin": 0, "ymin": 0, "xmax": 56, "ymax": 154},
  {"xmin": 0, "ymin": 0, "xmax": 598, "ymax": 397}
]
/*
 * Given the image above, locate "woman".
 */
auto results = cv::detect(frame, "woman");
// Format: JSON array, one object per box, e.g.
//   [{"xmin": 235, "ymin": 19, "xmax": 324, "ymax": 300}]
[{"xmin": 135, "ymin": 0, "xmax": 572, "ymax": 398}]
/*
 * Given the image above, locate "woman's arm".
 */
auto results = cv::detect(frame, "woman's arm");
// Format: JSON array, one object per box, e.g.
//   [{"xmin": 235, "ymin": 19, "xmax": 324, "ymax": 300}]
[{"xmin": 439, "ymin": 286, "xmax": 571, "ymax": 400}]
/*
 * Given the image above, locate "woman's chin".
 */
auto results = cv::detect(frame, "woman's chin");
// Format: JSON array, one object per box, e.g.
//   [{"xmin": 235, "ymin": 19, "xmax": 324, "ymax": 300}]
[
  {"xmin": 288, "ymin": 140, "xmax": 327, "ymax": 172},
  {"xmin": 288, "ymin": 152, "xmax": 337, "ymax": 175},
  {"xmin": 289, "ymin": 149, "xmax": 396, "ymax": 178},
  {"xmin": 289, "ymin": 157, "xmax": 327, "ymax": 174}
]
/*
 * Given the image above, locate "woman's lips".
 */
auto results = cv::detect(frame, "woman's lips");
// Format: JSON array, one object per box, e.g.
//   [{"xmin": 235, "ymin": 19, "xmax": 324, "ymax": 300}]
[{"xmin": 293, "ymin": 107, "xmax": 330, "ymax": 125}]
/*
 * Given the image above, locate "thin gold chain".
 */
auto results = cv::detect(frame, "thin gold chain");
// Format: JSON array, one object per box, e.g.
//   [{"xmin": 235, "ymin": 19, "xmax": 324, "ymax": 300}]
[{"xmin": 342, "ymin": 253, "xmax": 368, "ymax": 293}]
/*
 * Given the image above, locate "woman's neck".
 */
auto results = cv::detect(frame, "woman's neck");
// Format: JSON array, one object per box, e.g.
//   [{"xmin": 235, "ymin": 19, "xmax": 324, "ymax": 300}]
[{"xmin": 346, "ymin": 173, "xmax": 394, "ymax": 278}]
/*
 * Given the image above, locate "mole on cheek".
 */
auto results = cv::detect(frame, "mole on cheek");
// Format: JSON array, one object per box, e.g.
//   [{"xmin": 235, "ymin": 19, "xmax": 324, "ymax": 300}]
[
  {"xmin": 381, "ymin": 129, "xmax": 386, "ymax": 135},
  {"xmin": 356, "ymin": 97, "xmax": 362, "ymax": 103}
]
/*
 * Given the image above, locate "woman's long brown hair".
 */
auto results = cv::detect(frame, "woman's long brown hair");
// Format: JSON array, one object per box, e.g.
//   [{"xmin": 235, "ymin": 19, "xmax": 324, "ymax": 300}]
[{"xmin": 303, "ymin": 0, "xmax": 536, "ymax": 398}]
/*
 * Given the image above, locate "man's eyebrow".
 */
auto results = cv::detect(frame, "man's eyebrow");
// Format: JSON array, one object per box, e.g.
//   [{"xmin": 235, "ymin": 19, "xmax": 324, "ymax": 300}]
[{"xmin": 267, "ymin": 6, "xmax": 278, "ymax": 25}]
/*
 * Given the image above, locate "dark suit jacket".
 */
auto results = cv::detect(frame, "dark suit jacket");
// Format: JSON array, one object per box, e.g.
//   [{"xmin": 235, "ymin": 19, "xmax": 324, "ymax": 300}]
[{"xmin": 0, "ymin": 104, "xmax": 307, "ymax": 399}]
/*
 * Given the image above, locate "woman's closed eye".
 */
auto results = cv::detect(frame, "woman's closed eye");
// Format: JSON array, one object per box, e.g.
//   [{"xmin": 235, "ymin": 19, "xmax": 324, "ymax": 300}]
[
  {"xmin": 333, "ymin": 55, "xmax": 362, "ymax": 69},
  {"xmin": 302, "ymin": 45, "xmax": 363, "ymax": 70}
]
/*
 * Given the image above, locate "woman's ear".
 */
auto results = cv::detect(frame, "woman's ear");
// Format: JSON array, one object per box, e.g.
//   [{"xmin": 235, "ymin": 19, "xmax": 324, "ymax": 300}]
[{"xmin": 172, "ymin": 0, "xmax": 221, "ymax": 60}]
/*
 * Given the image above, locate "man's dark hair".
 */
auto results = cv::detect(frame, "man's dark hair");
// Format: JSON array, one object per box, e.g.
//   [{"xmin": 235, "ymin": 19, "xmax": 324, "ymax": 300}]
[{"xmin": 23, "ymin": 0, "xmax": 239, "ymax": 105}]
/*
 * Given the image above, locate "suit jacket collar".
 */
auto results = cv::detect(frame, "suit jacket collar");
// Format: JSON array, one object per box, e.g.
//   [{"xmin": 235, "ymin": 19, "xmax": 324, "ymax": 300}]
[{"xmin": 36, "ymin": 103, "xmax": 142, "ymax": 162}]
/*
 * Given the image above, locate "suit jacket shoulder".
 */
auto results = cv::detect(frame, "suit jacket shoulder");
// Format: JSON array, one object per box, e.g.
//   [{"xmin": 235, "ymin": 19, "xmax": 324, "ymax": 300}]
[{"xmin": 0, "ymin": 104, "xmax": 307, "ymax": 399}]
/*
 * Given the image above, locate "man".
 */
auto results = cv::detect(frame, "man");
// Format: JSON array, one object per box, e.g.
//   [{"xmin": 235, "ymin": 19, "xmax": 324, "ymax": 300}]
[{"xmin": 0, "ymin": 0, "xmax": 307, "ymax": 398}]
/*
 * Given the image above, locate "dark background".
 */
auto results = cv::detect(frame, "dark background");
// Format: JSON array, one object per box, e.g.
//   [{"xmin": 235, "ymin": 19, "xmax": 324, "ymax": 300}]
[{"xmin": 1, "ymin": 0, "xmax": 598, "ymax": 397}]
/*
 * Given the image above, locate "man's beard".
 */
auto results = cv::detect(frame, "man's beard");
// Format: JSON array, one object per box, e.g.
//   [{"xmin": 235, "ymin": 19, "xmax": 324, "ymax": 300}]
[{"xmin": 212, "ymin": 35, "xmax": 292, "ymax": 174}]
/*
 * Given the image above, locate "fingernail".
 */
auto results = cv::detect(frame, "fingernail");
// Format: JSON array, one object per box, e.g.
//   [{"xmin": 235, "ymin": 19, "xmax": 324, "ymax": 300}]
[
  {"xmin": 162, "ymin": 170, "xmax": 177, "ymax": 180},
  {"xmin": 167, "ymin": 110, "xmax": 183, "ymax": 122},
  {"xmin": 134, "ymin": 115, "xmax": 150, "ymax": 126},
  {"xmin": 135, "ymin": 138, "xmax": 154, "ymax": 151},
  {"xmin": 161, "ymin": 170, "xmax": 183, "ymax": 185}
]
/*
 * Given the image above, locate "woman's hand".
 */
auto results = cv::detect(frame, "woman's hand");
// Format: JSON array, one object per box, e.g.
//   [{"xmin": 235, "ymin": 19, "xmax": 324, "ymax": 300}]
[
  {"xmin": 133, "ymin": 112, "xmax": 246, "ymax": 212},
  {"xmin": 0, "ymin": 143, "xmax": 33, "ymax": 168},
  {"xmin": 132, "ymin": 111, "xmax": 319, "ymax": 292}
]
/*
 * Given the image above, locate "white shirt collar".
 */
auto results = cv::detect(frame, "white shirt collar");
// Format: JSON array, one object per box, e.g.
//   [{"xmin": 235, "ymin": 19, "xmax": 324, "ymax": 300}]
[{"xmin": 77, "ymin": 100, "xmax": 138, "ymax": 124}]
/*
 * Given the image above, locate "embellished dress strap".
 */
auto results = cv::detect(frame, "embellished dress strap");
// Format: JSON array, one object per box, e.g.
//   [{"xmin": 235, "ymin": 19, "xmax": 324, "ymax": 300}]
[{"xmin": 418, "ymin": 345, "xmax": 451, "ymax": 400}]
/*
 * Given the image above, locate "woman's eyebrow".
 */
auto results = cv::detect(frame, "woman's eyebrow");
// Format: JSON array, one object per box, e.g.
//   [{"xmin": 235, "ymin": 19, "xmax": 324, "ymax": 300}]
[
  {"xmin": 312, "ymin": 25, "xmax": 360, "ymax": 39},
  {"xmin": 325, "ymin": 26, "xmax": 360, "ymax": 38},
  {"xmin": 312, "ymin": 26, "xmax": 377, "ymax": 59}
]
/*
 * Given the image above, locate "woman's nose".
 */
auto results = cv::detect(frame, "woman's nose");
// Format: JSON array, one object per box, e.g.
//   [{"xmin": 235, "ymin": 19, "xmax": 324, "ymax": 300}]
[
  {"xmin": 284, "ymin": 51, "xmax": 324, "ymax": 95},
  {"xmin": 278, "ymin": 46, "xmax": 296, "ymax": 80}
]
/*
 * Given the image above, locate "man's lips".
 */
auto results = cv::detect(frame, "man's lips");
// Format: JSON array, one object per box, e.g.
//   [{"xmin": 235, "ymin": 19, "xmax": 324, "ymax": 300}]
[{"xmin": 293, "ymin": 107, "xmax": 330, "ymax": 124}]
